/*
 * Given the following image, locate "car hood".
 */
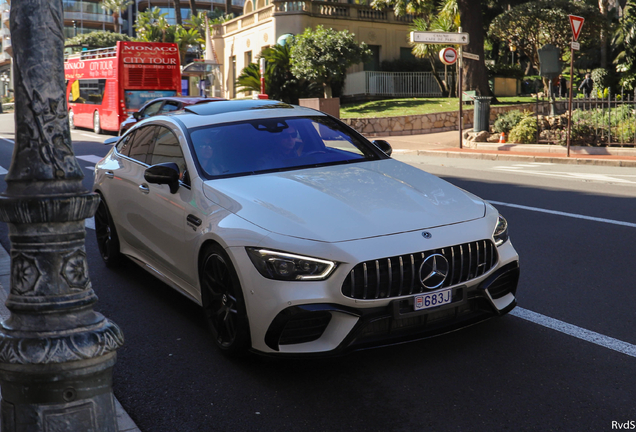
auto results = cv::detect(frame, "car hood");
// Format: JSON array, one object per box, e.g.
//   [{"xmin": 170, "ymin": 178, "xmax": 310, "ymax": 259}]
[{"xmin": 203, "ymin": 160, "xmax": 486, "ymax": 243}]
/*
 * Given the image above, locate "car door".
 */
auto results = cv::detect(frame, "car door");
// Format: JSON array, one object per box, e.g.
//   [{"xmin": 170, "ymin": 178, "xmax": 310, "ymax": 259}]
[
  {"xmin": 104, "ymin": 125, "xmax": 158, "ymax": 257},
  {"xmin": 136, "ymin": 125, "xmax": 198, "ymax": 291}
]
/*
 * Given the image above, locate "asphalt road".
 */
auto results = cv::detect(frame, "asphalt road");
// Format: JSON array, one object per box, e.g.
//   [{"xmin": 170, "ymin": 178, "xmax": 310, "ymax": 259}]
[{"xmin": 0, "ymin": 117, "xmax": 634, "ymax": 431}]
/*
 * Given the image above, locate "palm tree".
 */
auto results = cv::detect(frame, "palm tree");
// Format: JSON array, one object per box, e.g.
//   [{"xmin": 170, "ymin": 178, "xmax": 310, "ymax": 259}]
[
  {"xmin": 174, "ymin": 26, "xmax": 203, "ymax": 65},
  {"xmin": 100, "ymin": 0, "xmax": 133, "ymax": 33},
  {"xmin": 135, "ymin": 7, "xmax": 172, "ymax": 42}
]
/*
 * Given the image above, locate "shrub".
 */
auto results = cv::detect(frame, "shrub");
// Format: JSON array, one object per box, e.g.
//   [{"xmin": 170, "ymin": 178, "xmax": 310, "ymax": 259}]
[
  {"xmin": 509, "ymin": 116, "xmax": 538, "ymax": 143},
  {"xmin": 493, "ymin": 110, "xmax": 525, "ymax": 134}
]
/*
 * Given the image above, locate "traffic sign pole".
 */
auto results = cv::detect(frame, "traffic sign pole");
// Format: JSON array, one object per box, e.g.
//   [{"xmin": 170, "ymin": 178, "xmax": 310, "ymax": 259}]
[{"xmin": 566, "ymin": 15, "xmax": 584, "ymax": 157}]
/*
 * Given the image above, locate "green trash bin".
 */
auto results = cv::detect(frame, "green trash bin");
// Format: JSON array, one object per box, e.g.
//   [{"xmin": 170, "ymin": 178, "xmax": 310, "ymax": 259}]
[{"xmin": 473, "ymin": 96, "xmax": 492, "ymax": 132}]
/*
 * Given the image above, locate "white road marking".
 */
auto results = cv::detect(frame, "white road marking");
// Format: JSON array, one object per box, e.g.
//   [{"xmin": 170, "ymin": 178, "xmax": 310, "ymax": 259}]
[
  {"xmin": 76, "ymin": 155, "xmax": 103, "ymax": 163},
  {"xmin": 493, "ymin": 165, "xmax": 636, "ymax": 184},
  {"xmin": 84, "ymin": 166, "xmax": 95, "ymax": 171},
  {"xmin": 0, "ymin": 137, "xmax": 13, "ymax": 145},
  {"xmin": 488, "ymin": 200, "xmax": 636, "ymax": 228},
  {"xmin": 85, "ymin": 217, "xmax": 95, "ymax": 230},
  {"xmin": 0, "ymin": 166, "xmax": 7, "ymax": 175},
  {"xmin": 511, "ymin": 307, "xmax": 636, "ymax": 358}
]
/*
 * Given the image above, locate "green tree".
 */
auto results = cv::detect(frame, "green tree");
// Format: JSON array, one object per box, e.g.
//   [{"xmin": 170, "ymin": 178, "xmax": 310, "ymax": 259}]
[
  {"xmin": 237, "ymin": 42, "xmax": 321, "ymax": 103},
  {"xmin": 409, "ymin": 1, "xmax": 459, "ymax": 97},
  {"xmin": 290, "ymin": 26, "xmax": 371, "ymax": 98},
  {"xmin": 64, "ymin": 30, "xmax": 132, "ymax": 49},
  {"xmin": 100, "ymin": 0, "xmax": 133, "ymax": 34},
  {"xmin": 488, "ymin": 0, "xmax": 606, "ymax": 74},
  {"xmin": 174, "ymin": 26, "xmax": 204, "ymax": 65},
  {"xmin": 135, "ymin": 7, "xmax": 173, "ymax": 42},
  {"xmin": 613, "ymin": 0, "xmax": 636, "ymax": 89}
]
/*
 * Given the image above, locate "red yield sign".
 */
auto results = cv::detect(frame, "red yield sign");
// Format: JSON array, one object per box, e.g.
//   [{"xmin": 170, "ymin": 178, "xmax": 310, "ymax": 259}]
[
  {"xmin": 439, "ymin": 47, "xmax": 457, "ymax": 65},
  {"xmin": 569, "ymin": 15, "xmax": 585, "ymax": 42}
]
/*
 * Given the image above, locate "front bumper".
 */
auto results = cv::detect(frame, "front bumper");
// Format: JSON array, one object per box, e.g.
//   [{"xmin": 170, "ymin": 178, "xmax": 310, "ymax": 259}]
[
  {"xmin": 259, "ymin": 261, "xmax": 519, "ymax": 357},
  {"xmin": 230, "ymin": 224, "xmax": 520, "ymax": 356}
]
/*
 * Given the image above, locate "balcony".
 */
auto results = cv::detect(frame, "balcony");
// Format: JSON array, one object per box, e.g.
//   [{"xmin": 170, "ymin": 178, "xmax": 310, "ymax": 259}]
[
  {"xmin": 64, "ymin": 11, "xmax": 114, "ymax": 24},
  {"xmin": 216, "ymin": 0, "xmax": 411, "ymax": 37}
]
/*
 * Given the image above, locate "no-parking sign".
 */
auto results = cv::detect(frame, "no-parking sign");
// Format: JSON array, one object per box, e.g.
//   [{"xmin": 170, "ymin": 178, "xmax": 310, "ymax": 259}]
[{"xmin": 439, "ymin": 47, "xmax": 458, "ymax": 65}]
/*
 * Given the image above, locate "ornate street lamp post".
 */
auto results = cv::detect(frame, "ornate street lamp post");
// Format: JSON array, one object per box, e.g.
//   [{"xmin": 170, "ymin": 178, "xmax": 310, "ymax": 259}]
[{"xmin": 0, "ymin": 0, "xmax": 124, "ymax": 430}]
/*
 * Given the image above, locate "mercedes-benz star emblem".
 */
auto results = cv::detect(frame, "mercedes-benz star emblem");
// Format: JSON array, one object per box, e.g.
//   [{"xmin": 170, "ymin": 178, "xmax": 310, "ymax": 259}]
[{"xmin": 419, "ymin": 254, "xmax": 449, "ymax": 289}]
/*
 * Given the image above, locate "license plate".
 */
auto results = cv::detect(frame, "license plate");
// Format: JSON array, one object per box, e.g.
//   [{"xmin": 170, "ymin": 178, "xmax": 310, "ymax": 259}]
[{"xmin": 414, "ymin": 289, "xmax": 452, "ymax": 311}]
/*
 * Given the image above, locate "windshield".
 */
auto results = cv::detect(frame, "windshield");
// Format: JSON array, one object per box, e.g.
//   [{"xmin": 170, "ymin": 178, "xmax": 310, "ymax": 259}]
[
  {"xmin": 125, "ymin": 90, "xmax": 177, "ymax": 110},
  {"xmin": 189, "ymin": 116, "xmax": 385, "ymax": 178}
]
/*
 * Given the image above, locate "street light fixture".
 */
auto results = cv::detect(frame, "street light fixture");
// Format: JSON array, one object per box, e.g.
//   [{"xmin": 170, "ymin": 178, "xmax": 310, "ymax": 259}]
[{"xmin": 0, "ymin": 0, "xmax": 124, "ymax": 430}]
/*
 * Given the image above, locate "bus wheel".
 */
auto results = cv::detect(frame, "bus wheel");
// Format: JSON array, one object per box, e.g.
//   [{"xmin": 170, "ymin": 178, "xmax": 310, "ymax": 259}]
[
  {"xmin": 93, "ymin": 111, "xmax": 101, "ymax": 134},
  {"xmin": 68, "ymin": 110, "xmax": 75, "ymax": 130}
]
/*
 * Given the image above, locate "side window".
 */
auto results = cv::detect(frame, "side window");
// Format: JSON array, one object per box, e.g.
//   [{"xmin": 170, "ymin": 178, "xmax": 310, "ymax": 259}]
[
  {"xmin": 116, "ymin": 130, "xmax": 135, "ymax": 156},
  {"xmin": 141, "ymin": 101, "xmax": 163, "ymax": 119},
  {"xmin": 127, "ymin": 126, "xmax": 157, "ymax": 164},
  {"xmin": 159, "ymin": 101, "xmax": 181, "ymax": 114},
  {"xmin": 149, "ymin": 126, "xmax": 186, "ymax": 175}
]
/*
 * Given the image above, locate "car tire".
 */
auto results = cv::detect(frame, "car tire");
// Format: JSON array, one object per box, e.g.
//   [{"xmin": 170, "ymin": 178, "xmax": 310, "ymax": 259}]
[
  {"xmin": 94, "ymin": 196, "xmax": 122, "ymax": 268},
  {"xmin": 199, "ymin": 244, "xmax": 251, "ymax": 356},
  {"xmin": 68, "ymin": 110, "xmax": 75, "ymax": 130},
  {"xmin": 93, "ymin": 111, "xmax": 101, "ymax": 134}
]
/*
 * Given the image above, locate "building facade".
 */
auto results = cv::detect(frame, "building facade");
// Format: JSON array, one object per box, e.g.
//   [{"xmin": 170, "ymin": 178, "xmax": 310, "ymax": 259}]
[{"xmin": 210, "ymin": 0, "xmax": 414, "ymax": 99}]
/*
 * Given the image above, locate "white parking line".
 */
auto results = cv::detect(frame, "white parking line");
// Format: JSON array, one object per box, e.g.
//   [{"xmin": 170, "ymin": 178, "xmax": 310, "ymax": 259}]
[
  {"xmin": 85, "ymin": 217, "xmax": 95, "ymax": 230},
  {"xmin": 0, "ymin": 137, "xmax": 13, "ymax": 145},
  {"xmin": 488, "ymin": 200, "xmax": 636, "ymax": 229},
  {"xmin": 511, "ymin": 308, "xmax": 636, "ymax": 358}
]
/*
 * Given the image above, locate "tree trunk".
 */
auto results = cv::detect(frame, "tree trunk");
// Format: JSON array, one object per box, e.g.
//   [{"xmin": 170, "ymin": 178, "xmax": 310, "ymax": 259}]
[
  {"xmin": 174, "ymin": 0, "xmax": 183, "ymax": 25},
  {"xmin": 599, "ymin": 0, "xmax": 608, "ymax": 69},
  {"xmin": 427, "ymin": 54, "xmax": 449, "ymax": 97},
  {"xmin": 188, "ymin": 0, "xmax": 197, "ymax": 20},
  {"xmin": 457, "ymin": 0, "xmax": 495, "ymax": 100}
]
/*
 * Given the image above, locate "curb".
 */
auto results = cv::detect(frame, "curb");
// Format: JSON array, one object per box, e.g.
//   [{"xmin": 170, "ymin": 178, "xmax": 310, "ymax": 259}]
[{"xmin": 414, "ymin": 149, "xmax": 636, "ymax": 167}]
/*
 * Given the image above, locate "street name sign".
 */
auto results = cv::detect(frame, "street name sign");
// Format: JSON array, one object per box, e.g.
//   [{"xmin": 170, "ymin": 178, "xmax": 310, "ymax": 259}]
[
  {"xmin": 410, "ymin": 31, "xmax": 469, "ymax": 45},
  {"xmin": 571, "ymin": 41, "xmax": 580, "ymax": 50},
  {"xmin": 569, "ymin": 15, "xmax": 585, "ymax": 42},
  {"xmin": 463, "ymin": 52, "xmax": 480, "ymax": 61}
]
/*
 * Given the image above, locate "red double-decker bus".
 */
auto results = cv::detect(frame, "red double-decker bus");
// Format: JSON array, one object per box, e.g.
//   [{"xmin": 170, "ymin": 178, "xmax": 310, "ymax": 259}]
[{"xmin": 65, "ymin": 41, "xmax": 181, "ymax": 134}]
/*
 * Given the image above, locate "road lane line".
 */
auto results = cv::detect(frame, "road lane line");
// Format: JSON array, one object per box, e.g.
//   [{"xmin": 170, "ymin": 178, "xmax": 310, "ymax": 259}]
[
  {"xmin": 511, "ymin": 307, "xmax": 636, "ymax": 358},
  {"xmin": 488, "ymin": 200, "xmax": 636, "ymax": 228},
  {"xmin": 85, "ymin": 217, "xmax": 95, "ymax": 230},
  {"xmin": 0, "ymin": 137, "xmax": 14, "ymax": 145}
]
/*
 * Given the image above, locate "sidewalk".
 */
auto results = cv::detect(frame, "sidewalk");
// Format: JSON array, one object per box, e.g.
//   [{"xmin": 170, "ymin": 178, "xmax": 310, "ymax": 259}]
[
  {"xmin": 0, "ymin": 245, "xmax": 141, "ymax": 432},
  {"xmin": 377, "ymin": 130, "xmax": 636, "ymax": 167}
]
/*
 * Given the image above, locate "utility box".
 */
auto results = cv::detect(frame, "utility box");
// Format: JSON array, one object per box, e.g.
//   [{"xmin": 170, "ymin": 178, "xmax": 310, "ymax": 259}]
[{"xmin": 473, "ymin": 96, "xmax": 492, "ymax": 132}]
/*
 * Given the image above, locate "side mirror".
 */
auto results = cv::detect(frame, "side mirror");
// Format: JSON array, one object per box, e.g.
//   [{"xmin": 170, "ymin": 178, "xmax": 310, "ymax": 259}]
[
  {"xmin": 372, "ymin": 139, "xmax": 392, "ymax": 156},
  {"xmin": 132, "ymin": 111, "xmax": 141, "ymax": 120},
  {"xmin": 144, "ymin": 162, "xmax": 180, "ymax": 194}
]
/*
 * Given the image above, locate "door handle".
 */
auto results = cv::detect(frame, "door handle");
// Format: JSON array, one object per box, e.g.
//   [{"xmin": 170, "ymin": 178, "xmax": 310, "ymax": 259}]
[
  {"xmin": 187, "ymin": 214, "xmax": 202, "ymax": 227},
  {"xmin": 138, "ymin": 184, "xmax": 150, "ymax": 194},
  {"xmin": 105, "ymin": 171, "xmax": 114, "ymax": 179}
]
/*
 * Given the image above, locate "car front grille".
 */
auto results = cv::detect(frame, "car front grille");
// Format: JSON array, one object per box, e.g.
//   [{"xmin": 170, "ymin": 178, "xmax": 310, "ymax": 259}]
[{"xmin": 341, "ymin": 240, "xmax": 498, "ymax": 300}]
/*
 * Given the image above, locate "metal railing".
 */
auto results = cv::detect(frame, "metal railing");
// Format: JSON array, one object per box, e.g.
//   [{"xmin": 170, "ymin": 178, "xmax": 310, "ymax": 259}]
[
  {"xmin": 527, "ymin": 90, "xmax": 636, "ymax": 146},
  {"xmin": 343, "ymin": 71, "xmax": 453, "ymax": 97}
]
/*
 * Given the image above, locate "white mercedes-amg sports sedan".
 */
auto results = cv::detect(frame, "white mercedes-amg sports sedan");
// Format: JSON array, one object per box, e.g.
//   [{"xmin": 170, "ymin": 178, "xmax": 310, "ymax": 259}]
[{"xmin": 93, "ymin": 100, "xmax": 520, "ymax": 357}]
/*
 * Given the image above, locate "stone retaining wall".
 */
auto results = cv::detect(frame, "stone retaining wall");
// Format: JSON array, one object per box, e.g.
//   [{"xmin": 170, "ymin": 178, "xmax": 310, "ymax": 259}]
[{"xmin": 342, "ymin": 103, "xmax": 540, "ymax": 136}]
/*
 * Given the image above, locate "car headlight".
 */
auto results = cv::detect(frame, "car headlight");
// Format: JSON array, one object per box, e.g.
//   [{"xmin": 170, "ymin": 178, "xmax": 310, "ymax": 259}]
[
  {"xmin": 493, "ymin": 215, "xmax": 509, "ymax": 246},
  {"xmin": 246, "ymin": 248, "xmax": 337, "ymax": 281}
]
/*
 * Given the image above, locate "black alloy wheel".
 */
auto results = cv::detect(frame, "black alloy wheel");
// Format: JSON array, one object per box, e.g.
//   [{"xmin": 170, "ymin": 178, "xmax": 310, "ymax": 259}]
[
  {"xmin": 94, "ymin": 197, "xmax": 122, "ymax": 267},
  {"xmin": 199, "ymin": 244, "xmax": 250, "ymax": 356}
]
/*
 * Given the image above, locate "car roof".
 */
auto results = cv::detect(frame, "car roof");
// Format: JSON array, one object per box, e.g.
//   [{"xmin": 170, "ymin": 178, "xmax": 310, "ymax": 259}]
[
  {"xmin": 156, "ymin": 96, "xmax": 225, "ymax": 105},
  {"xmin": 163, "ymin": 99, "xmax": 327, "ymax": 129}
]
